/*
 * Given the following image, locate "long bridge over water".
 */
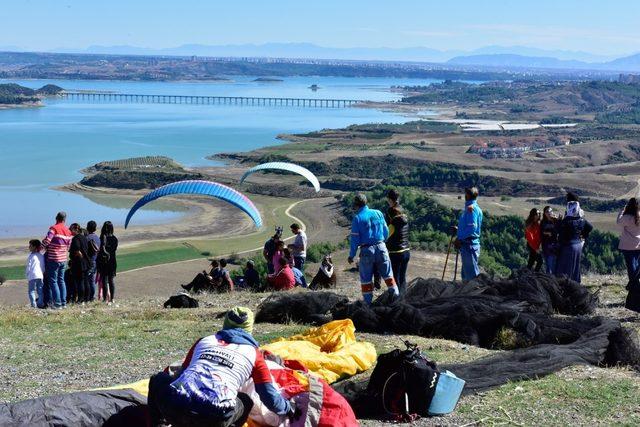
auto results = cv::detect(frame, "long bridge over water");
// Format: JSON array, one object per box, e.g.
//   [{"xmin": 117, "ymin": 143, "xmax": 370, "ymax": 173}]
[{"xmin": 60, "ymin": 91, "xmax": 365, "ymax": 108}]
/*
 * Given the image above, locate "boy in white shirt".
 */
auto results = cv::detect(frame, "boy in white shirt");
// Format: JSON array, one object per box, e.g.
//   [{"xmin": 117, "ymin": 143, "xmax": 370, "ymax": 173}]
[{"xmin": 26, "ymin": 240, "xmax": 45, "ymax": 308}]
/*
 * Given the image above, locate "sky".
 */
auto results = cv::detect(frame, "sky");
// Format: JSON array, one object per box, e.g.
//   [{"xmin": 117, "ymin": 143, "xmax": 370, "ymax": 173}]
[{"xmin": 1, "ymin": 0, "xmax": 639, "ymax": 56}]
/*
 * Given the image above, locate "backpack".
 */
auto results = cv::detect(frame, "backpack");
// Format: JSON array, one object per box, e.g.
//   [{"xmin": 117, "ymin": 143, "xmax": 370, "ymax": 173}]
[{"xmin": 367, "ymin": 341, "xmax": 440, "ymax": 417}]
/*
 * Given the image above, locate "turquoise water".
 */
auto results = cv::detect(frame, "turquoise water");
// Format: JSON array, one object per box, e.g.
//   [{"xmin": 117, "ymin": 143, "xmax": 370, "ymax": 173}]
[{"xmin": 0, "ymin": 76, "xmax": 439, "ymax": 238}]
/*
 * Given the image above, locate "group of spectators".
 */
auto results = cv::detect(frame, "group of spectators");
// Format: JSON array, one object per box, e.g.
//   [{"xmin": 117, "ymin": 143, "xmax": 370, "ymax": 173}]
[
  {"xmin": 524, "ymin": 192, "xmax": 593, "ymax": 282},
  {"xmin": 180, "ymin": 223, "xmax": 308, "ymax": 294},
  {"xmin": 524, "ymin": 193, "xmax": 640, "ymax": 312},
  {"xmin": 25, "ymin": 211, "xmax": 118, "ymax": 309}
]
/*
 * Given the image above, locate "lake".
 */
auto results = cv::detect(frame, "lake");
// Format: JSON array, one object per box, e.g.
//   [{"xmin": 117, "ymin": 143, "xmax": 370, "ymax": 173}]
[{"xmin": 0, "ymin": 76, "xmax": 440, "ymax": 238}]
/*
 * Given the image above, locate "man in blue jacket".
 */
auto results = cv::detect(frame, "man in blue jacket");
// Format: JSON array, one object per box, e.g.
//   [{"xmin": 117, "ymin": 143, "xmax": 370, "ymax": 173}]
[
  {"xmin": 454, "ymin": 187, "xmax": 483, "ymax": 281},
  {"xmin": 348, "ymin": 193, "xmax": 398, "ymax": 304}
]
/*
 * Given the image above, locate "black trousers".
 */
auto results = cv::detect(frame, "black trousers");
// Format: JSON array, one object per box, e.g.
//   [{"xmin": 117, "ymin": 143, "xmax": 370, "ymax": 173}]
[
  {"xmin": 148, "ymin": 372, "xmax": 253, "ymax": 427},
  {"xmin": 389, "ymin": 251, "xmax": 411, "ymax": 296},
  {"xmin": 527, "ymin": 246, "xmax": 543, "ymax": 272},
  {"xmin": 101, "ymin": 273, "xmax": 115, "ymax": 301}
]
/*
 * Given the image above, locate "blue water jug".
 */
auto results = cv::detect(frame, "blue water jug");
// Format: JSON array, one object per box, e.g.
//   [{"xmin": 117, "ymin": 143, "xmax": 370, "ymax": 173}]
[{"xmin": 428, "ymin": 370, "xmax": 465, "ymax": 415}]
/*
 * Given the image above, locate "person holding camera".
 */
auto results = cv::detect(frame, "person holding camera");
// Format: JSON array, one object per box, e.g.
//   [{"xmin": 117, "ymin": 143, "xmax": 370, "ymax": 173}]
[{"xmin": 263, "ymin": 227, "xmax": 282, "ymax": 275}]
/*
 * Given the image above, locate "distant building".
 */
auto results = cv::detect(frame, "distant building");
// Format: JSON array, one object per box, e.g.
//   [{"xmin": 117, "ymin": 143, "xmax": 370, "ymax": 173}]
[{"xmin": 619, "ymin": 74, "xmax": 640, "ymax": 84}]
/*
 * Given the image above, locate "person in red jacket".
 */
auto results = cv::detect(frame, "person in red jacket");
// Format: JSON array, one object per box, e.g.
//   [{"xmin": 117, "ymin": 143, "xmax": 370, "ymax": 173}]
[
  {"xmin": 268, "ymin": 257, "xmax": 295, "ymax": 291},
  {"xmin": 525, "ymin": 208, "xmax": 543, "ymax": 272},
  {"xmin": 148, "ymin": 307, "xmax": 298, "ymax": 427}
]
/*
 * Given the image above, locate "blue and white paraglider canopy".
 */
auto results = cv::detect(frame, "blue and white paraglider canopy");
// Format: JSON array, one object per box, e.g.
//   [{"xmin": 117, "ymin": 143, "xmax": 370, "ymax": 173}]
[
  {"xmin": 240, "ymin": 161, "xmax": 320, "ymax": 192},
  {"xmin": 124, "ymin": 180, "xmax": 262, "ymax": 229}
]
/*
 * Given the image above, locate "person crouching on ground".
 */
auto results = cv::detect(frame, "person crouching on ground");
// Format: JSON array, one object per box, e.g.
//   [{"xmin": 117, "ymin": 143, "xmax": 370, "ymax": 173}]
[
  {"xmin": 524, "ymin": 208, "xmax": 543, "ymax": 272},
  {"xmin": 617, "ymin": 197, "xmax": 640, "ymax": 312},
  {"xmin": 268, "ymin": 257, "xmax": 295, "ymax": 291},
  {"xmin": 541, "ymin": 206, "xmax": 560, "ymax": 274},
  {"xmin": 243, "ymin": 260, "xmax": 261, "ymax": 291},
  {"xmin": 454, "ymin": 187, "xmax": 483, "ymax": 281},
  {"xmin": 348, "ymin": 193, "xmax": 398, "ymax": 304},
  {"xmin": 26, "ymin": 240, "xmax": 45, "ymax": 308},
  {"xmin": 217, "ymin": 259, "xmax": 235, "ymax": 292},
  {"xmin": 148, "ymin": 307, "xmax": 298, "ymax": 427}
]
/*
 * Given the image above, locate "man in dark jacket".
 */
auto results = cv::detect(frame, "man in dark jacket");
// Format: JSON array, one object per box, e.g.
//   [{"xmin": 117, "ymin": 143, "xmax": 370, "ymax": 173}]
[
  {"xmin": 386, "ymin": 189, "xmax": 411, "ymax": 296},
  {"xmin": 148, "ymin": 307, "xmax": 298, "ymax": 427}
]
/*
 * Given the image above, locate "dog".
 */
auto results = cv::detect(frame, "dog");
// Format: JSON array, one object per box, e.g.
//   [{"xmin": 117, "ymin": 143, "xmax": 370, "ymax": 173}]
[{"xmin": 309, "ymin": 255, "xmax": 337, "ymax": 290}]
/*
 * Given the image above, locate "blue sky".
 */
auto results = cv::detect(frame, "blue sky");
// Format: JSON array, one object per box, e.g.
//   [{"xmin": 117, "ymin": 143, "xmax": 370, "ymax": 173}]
[{"xmin": 2, "ymin": 0, "xmax": 639, "ymax": 56}]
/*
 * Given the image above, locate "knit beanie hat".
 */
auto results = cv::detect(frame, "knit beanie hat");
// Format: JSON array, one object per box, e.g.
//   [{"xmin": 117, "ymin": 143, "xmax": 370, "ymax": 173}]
[{"xmin": 223, "ymin": 306, "xmax": 254, "ymax": 333}]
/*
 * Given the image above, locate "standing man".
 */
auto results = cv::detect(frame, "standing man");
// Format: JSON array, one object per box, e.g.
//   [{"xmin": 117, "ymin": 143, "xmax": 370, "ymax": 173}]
[
  {"xmin": 454, "ymin": 187, "xmax": 483, "ymax": 281},
  {"xmin": 42, "ymin": 212, "xmax": 72, "ymax": 309},
  {"xmin": 348, "ymin": 193, "xmax": 398, "ymax": 304},
  {"xmin": 263, "ymin": 228, "xmax": 282, "ymax": 275},
  {"xmin": 288, "ymin": 223, "xmax": 307, "ymax": 272}
]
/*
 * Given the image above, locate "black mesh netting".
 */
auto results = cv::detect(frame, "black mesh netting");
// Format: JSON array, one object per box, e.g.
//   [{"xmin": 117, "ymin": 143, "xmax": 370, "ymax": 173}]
[{"xmin": 256, "ymin": 270, "xmax": 640, "ymax": 411}]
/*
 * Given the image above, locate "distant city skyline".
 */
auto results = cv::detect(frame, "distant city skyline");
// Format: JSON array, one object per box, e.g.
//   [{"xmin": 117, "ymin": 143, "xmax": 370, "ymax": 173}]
[{"xmin": 2, "ymin": 0, "xmax": 639, "ymax": 57}]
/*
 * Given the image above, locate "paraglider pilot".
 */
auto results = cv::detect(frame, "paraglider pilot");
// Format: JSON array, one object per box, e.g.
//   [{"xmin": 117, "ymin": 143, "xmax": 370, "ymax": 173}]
[
  {"xmin": 148, "ymin": 307, "xmax": 299, "ymax": 427},
  {"xmin": 348, "ymin": 193, "xmax": 399, "ymax": 304}
]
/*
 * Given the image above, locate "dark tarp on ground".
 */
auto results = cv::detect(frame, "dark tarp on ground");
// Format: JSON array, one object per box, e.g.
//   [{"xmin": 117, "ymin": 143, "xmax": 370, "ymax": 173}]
[
  {"xmin": 0, "ymin": 389, "xmax": 148, "ymax": 427},
  {"xmin": 257, "ymin": 270, "xmax": 640, "ymax": 417}
]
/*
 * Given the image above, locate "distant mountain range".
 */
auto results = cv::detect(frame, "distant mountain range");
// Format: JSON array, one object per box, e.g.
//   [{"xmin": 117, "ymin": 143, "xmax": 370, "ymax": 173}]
[
  {"xmin": 3, "ymin": 43, "xmax": 640, "ymax": 72},
  {"xmin": 447, "ymin": 53, "xmax": 640, "ymax": 72}
]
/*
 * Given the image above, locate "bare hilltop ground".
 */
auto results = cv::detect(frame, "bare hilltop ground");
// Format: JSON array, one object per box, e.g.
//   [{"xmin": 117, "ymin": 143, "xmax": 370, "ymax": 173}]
[
  {"xmin": 3, "ymin": 79, "xmax": 640, "ymax": 424},
  {"xmin": 1, "ymin": 249, "xmax": 639, "ymax": 425}
]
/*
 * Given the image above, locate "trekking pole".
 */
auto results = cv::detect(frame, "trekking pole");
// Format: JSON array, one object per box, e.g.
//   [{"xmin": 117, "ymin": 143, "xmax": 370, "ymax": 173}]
[
  {"xmin": 442, "ymin": 235, "xmax": 455, "ymax": 281},
  {"xmin": 453, "ymin": 250, "xmax": 459, "ymax": 281}
]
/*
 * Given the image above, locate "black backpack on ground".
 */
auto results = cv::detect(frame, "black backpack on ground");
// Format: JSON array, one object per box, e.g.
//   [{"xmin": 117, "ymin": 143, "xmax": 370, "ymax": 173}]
[
  {"xmin": 164, "ymin": 293, "xmax": 199, "ymax": 309},
  {"xmin": 367, "ymin": 341, "xmax": 440, "ymax": 417}
]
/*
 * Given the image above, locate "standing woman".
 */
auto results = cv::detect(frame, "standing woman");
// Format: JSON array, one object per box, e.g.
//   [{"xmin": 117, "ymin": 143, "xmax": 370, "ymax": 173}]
[
  {"xmin": 556, "ymin": 201, "xmax": 593, "ymax": 283},
  {"xmin": 524, "ymin": 208, "xmax": 543, "ymax": 272},
  {"xmin": 617, "ymin": 198, "xmax": 640, "ymax": 312},
  {"xmin": 97, "ymin": 221, "xmax": 118, "ymax": 304},
  {"xmin": 386, "ymin": 205, "xmax": 410, "ymax": 296},
  {"xmin": 540, "ymin": 206, "xmax": 560, "ymax": 274},
  {"xmin": 68, "ymin": 223, "xmax": 90, "ymax": 304}
]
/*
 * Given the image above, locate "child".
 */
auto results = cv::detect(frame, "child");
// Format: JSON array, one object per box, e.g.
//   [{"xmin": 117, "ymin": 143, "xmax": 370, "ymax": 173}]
[
  {"xmin": 525, "ymin": 208, "xmax": 543, "ymax": 272},
  {"xmin": 26, "ymin": 240, "xmax": 45, "ymax": 308}
]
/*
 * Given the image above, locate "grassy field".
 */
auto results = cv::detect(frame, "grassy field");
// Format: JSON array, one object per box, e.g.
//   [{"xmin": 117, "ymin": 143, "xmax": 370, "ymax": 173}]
[{"xmin": 2, "ymin": 283, "xmax": 639, "ymax": 426}]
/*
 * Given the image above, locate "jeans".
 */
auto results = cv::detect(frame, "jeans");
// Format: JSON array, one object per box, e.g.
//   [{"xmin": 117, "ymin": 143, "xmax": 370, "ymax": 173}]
[
  {"xmin": 389, "ymin": 251, "xmax": 410, "ymax": 296},
  {"xmin": 294, "ymin": 256, "xmax": 306, "ymax": 272},
  {"xmin": 460, "ymin": 243, "xmax": 481, "ymax": 281},
  {"xmin": 359, "ymin": 243, "xmax": 394, "ymax": 284},
  {"xmin": 544, "ymin": 254, "xmax": 557, "ymax": 275},
  {"xmin": 87, "ymin": 260, "xmax": 97, "ymax": 301},
  {"xmin": 28, "ymin": 279, "xmax": 44, "ymax": 308},
  {"xmin": 621, "ymin": 250, "xmax": 640, "ymax": 291},
  {"xmin": 45, "ymin": 261, "xmax": 67, "ymax": 308}
]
